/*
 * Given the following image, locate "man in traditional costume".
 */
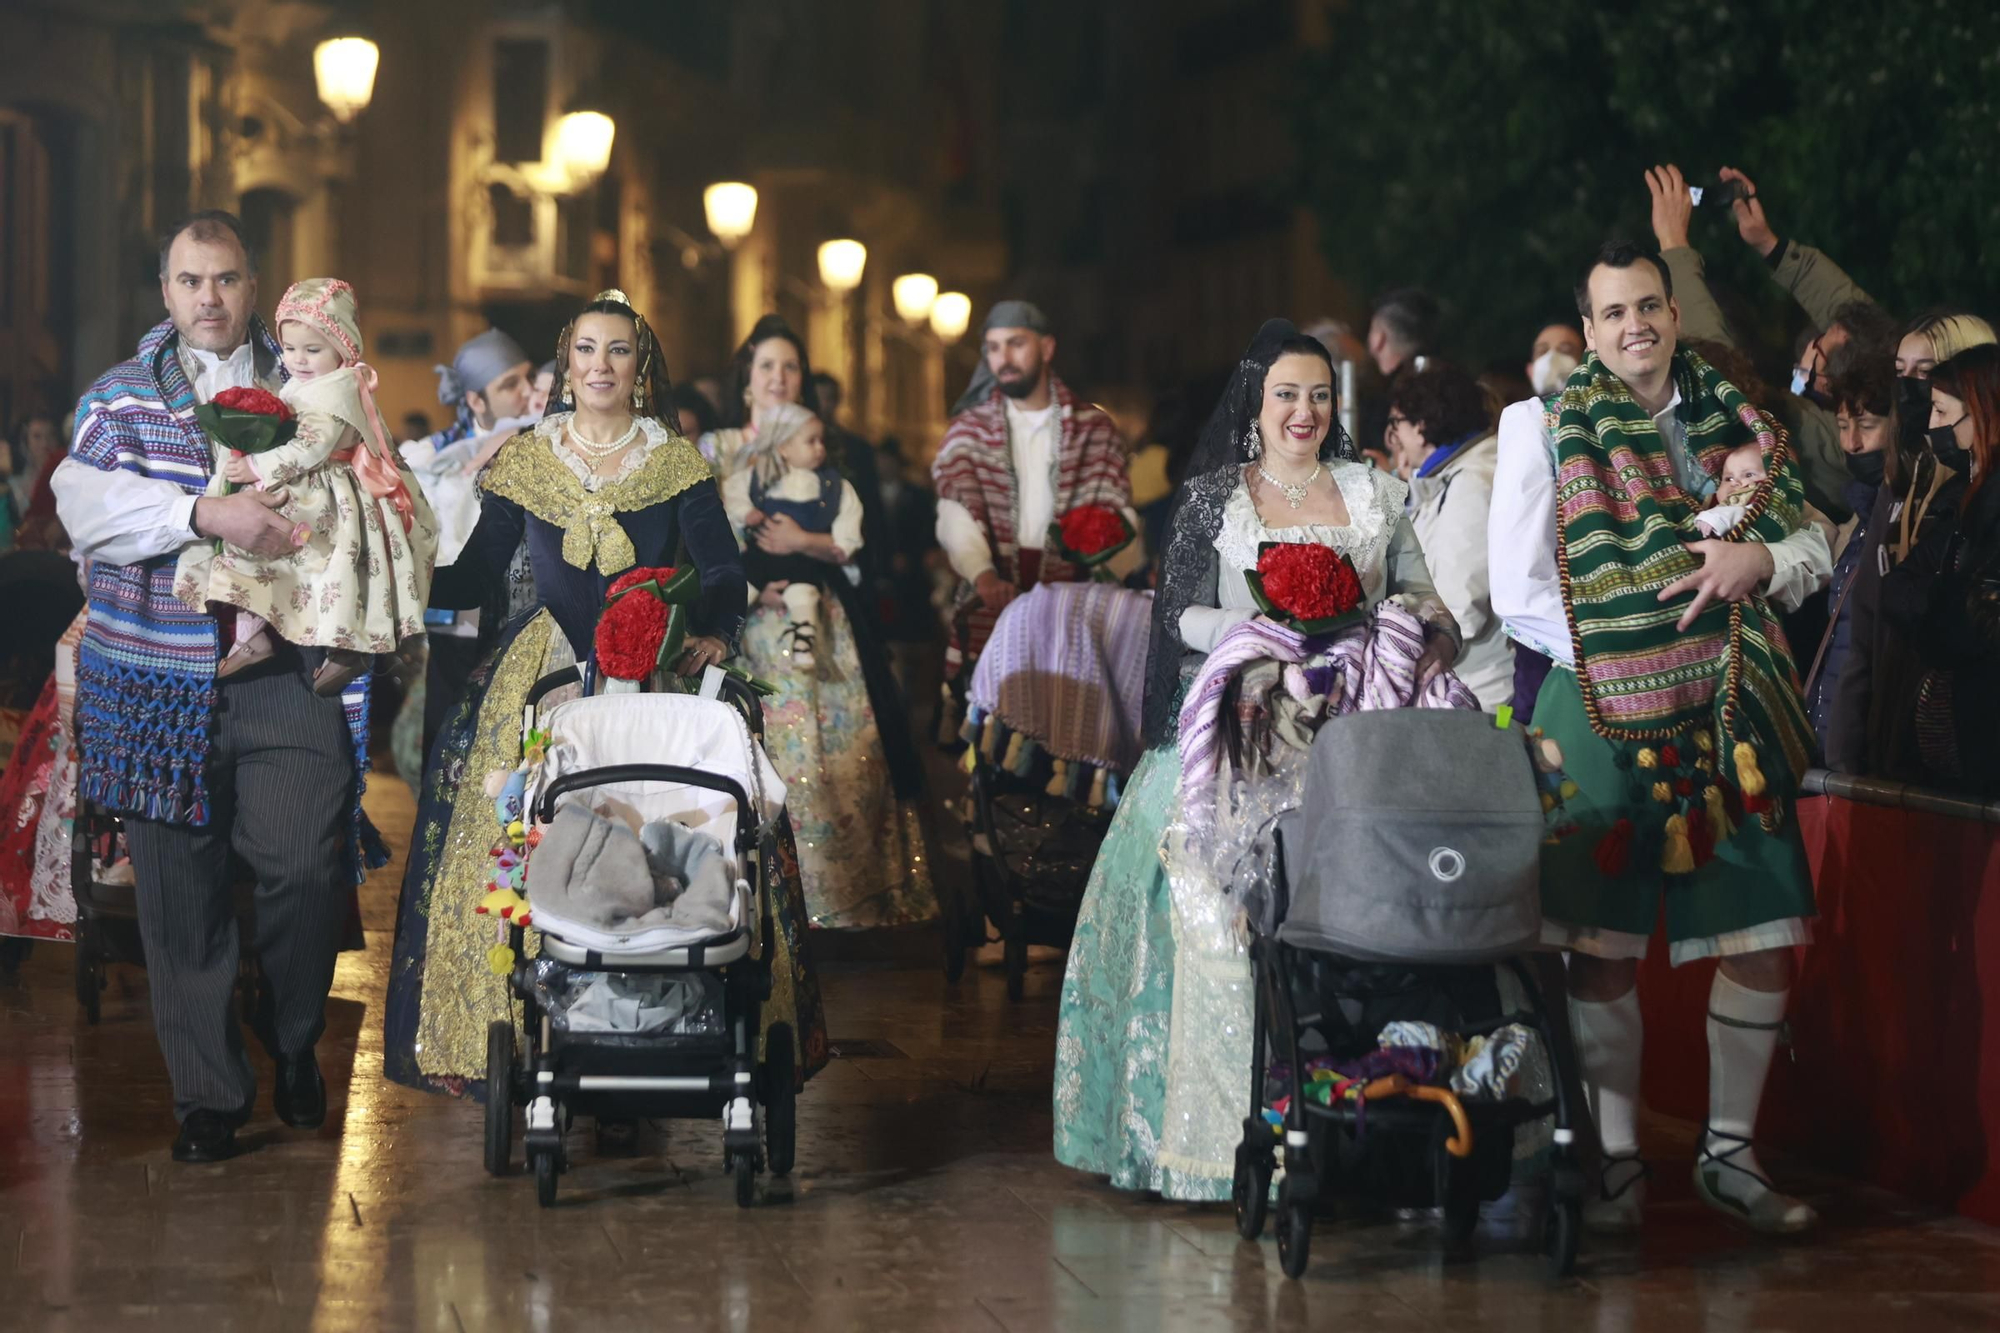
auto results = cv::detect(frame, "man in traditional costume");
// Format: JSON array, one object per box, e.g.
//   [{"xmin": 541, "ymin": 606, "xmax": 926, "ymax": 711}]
[
  {"xmin": 1490, "ymin": 241, "xmax": 1832, "ymax": 1234},
  {"xmin": 400, "ymin": 328, "xmax": 535, "ymax": 754},
  {"xmin": 932, "ymin": 300, "xmax": 1136, "ymax": 709},
  {"xmin": 52, "ymin": 211, "xmax": 386, "ymax": 1162}
]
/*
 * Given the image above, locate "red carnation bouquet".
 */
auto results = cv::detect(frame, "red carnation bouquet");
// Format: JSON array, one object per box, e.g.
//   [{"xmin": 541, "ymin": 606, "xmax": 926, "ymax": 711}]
[
  {"xmin": 593, "ymin": 566, "xmax": 774, "ymax": 693},
  {"xmin": 1047, "ymin": 503, "xmax": 1135, "ymax": 581},
  {"xmin": 193, "ymin": 386, "xmax": 299, "ymax": 498},
  {"xmin": 1244, "ymin": 541, "xmax": 1368, "ymax": 634}
]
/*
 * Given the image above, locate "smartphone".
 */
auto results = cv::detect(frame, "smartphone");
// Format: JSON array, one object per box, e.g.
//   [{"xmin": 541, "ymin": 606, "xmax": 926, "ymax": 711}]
[{"xmin": 1689, "ymin": 178, "xmax": 1750, "ymax": 208}]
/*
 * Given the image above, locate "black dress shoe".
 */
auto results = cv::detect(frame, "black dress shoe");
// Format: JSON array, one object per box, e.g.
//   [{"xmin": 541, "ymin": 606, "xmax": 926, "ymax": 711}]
[
  {"xmin": 172, "ymin": 1110, "xmax": 239, "ymax": 1163},
  {"xmin": 274, "ymin": 1050, "xmax": 326, "ymax": 1129}
]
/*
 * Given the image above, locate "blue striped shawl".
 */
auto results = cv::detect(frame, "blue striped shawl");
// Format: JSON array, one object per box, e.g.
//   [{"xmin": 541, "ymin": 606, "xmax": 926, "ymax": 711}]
[{"xmin": 70, "ymin": 318, "xmax": 386, "ymax": 878}]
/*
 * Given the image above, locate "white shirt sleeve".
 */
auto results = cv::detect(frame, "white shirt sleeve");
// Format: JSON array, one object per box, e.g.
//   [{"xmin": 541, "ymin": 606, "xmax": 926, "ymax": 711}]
[
  {"xmin": 935, "ymin": 497, "xmax": 995, "ymax": 583},
  {"xmin": 1178, "ymin": 604, "xmax": 1256, "ymax": 653},
  {"xmin": 1488, "ymin": 398, "xmax": 1572, "ymax": 663},
  {"xmin": 52, "ymin": 455, "xmax": 202, "ymax": 567},
  {"xmin": 1763, "ymin": 516, "xmax": 1833, "ymax": 613},
  {"xmin": 830, "ymin": 480, "xmax": 865, "ymax": 560}
]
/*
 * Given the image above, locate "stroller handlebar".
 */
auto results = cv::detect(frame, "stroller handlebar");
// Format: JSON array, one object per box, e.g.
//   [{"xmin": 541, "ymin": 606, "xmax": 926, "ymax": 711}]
[
  {"xmin": 524, "ymin": 667, "xmax": 766, "ymax": 739},
  {"xmin": 534, "ymin": 763, "xmax": 758, "ymax": 854}
]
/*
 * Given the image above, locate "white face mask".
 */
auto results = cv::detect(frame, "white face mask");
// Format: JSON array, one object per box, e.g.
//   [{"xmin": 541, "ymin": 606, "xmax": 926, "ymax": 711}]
[{"xmin": 1530, "ymin": 349, "xmax": 1579, "ymax": 396}]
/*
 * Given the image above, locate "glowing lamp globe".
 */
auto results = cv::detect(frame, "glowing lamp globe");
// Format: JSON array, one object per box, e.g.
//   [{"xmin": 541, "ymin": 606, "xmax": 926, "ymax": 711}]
[
  {"xmin": 892, "ymin": 273, "xmax": 939, "ymax": 324},
  {"xmin": 703, "ymin": 182, "xmax": 758, "ymax": 248},
  {"xmin": 554, "ymin": 110, "xmax": 616, "ymax": 187},
  {"xmin": 930, "ymin": 291, "xmax": 972, "ymax": 343},
  {"xmin": 817, "ymin": 239, "xmax": 867, "ymax": 294},
  {"xmin": 313, "ymin": 37, "xmax": 380, "ymax": 124}
]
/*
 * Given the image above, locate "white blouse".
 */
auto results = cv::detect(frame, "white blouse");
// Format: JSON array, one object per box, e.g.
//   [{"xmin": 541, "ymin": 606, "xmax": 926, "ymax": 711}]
[{"xmin": 1178, "ymin": 461, "xmax": 1426, "ymax": 653}]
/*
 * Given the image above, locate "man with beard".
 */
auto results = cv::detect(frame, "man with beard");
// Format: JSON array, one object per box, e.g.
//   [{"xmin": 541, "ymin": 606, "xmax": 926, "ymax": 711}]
[
  {"xmin": 1490, "ymin": 241, "xmax": 1831, "ymax": 1237},
  {"xmin": 932, "ymin": 301, "xmax": 1134, "ymax": 697}
]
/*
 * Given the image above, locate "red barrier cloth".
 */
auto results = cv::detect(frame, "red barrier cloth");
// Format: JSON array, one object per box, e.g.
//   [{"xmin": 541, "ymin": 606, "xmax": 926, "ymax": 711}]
[{"xmin": 1636, "ymin": 796, "xmax": 2000, "ymax": 1223}]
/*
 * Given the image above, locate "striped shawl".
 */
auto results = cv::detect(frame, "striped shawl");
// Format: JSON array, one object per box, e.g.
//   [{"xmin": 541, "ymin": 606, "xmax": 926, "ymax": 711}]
[
  {"xmin": 1551, "ymin": 349, "xmax": 1813, "ymax": 796},
  {"xmin": 70, "ymin": 319, "xmax": 384, "ymax": 873},
  {"xmin": 933, "ymin": 376, "xmax": 1130, "ymax": 662}
]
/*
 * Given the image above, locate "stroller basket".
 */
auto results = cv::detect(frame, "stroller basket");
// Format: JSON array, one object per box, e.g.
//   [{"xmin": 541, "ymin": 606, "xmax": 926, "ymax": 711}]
[{"xmin": 1273, "ymin": 709, "xmax": 1543, "ymax": 964}]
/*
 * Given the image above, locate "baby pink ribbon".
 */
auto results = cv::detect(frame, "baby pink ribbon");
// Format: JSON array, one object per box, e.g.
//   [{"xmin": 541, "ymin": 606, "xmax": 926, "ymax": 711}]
[{"xmin": 341, "ymin": 362, "xmax": 416, "ymax": 534}]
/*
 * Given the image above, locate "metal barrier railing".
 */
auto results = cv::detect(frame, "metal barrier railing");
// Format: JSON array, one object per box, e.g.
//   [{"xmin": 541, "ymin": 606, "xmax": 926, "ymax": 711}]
[{"xmin": 1800, "ymin": 768, "xmax": 2000, "ymax": 825}]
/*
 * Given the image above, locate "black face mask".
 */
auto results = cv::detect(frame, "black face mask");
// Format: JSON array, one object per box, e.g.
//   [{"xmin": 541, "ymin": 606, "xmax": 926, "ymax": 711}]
[
  {"xmin": 1844, "ymin": 448, "xmax": 1886, "ymax": 488},
  {"xmin": 1928, "ymin": 421, "xmax": 1971, "ymax": 474},
  {"xmin": 1896, "ymin": 376, "xmax": 1932, "ymax": 444}
]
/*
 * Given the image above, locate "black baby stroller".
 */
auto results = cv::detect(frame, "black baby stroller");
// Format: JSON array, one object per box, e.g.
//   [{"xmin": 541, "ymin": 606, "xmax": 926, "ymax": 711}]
[
  {"xmin": 1230, "ymin": 709, "xmax": 1586, "ymax": 1279},
  {"xmin": 484, "ymin": 668, "xmax": 796, "ymax": 1208},
  {"xmin": 945, "ymin": 581, "xmax": 1153, "ymax": 999}
]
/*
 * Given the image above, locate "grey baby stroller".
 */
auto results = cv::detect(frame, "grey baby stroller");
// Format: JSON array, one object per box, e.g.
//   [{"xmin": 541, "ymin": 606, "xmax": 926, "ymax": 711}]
[
  {"xmin": 484, "ymin": 668, "xmax": 796, "ymax": 1208},
  {"xmin": 1231, "ymin": 709, "xmax": 1586, "ymax": 1279}
]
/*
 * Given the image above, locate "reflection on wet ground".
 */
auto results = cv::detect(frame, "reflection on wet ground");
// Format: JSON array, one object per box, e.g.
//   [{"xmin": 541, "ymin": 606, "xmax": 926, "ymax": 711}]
[{"xmin": 4, "ymin": 778, "xmax": 1997, "ymax": 1332}]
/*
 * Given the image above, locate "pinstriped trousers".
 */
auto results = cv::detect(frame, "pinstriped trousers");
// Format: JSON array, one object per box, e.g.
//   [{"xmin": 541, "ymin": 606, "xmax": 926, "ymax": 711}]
[{"xmin": 123, "ymin": 655, "xmax": 355, "ymax": 1123}]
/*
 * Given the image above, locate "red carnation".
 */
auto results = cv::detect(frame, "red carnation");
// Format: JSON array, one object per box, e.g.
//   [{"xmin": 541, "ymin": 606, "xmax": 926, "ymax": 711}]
[
  {"xmin": 594, "ymin": 590, "xmax": 670, "ymax": 680},
  {"xmin": 607, "ymin": 565, "xmax": 677, "ymax": 598},
  {"xmin": 210, "ymin": 386, "xmax": 292, "ymax": 419},
  {"xmin": 1058, "ymin": 504, "xmax": 1129, "ymax": 557},
  {"xmin": 1253, "ymin": 543, "xmax": 1365, "ymax": 623}
]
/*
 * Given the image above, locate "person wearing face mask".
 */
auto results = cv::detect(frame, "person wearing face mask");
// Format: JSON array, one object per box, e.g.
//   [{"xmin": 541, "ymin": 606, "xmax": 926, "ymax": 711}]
[
  {"xmin": 1801, "ymin": 364, "xmax": 1898, "ymax": 751},
  {"xmin": 1526, "ymin": 323, "xmax": 1585, "ymax": 398},
  {"xmin": 1645, "ymin": 164, "xmax": 1897, "ymax": 524},
  {"xmin": 1874, "ymin": 347, "xmax": 2000, "ymax": 793}
]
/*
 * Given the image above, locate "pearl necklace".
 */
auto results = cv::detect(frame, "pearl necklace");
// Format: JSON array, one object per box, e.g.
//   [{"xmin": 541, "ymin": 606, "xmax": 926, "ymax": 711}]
[
  {"xmin": 566, "ymin": 415, "xmax": 641, "ymax": 460},
  {"xmin": 1256, "ymin": 460, "xmax": 1322, "ymax": 509}
]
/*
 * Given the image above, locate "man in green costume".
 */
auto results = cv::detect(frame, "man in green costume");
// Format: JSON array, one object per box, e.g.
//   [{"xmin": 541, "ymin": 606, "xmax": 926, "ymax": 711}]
[{"xmin": 1490, "ymin": 241, "xmax": 1833, "ymax": 1235}]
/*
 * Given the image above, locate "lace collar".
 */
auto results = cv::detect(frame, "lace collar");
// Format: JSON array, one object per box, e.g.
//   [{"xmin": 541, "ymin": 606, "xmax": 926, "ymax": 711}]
[
  {"xmin": 538, "ymin": 412, "xmax": 672, "ymax": 492},
  {"xmin": 1213, "ymin": 461, "xmax": 1405, "ymax": 574}
]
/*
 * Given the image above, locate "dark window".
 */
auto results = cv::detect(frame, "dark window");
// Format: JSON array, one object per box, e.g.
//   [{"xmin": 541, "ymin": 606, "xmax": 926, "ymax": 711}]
[
  {"xmin": 493, "ymin": 39, "xmax": 550, "ymax": 163},
  {"xmin": 489, "ymin": 182, "xmax": 534, "ymax": 249}
]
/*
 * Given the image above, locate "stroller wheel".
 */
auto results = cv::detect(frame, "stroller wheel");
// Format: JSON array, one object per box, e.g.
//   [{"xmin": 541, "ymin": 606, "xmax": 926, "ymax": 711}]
[
  {"xmin": 764, "ymin": 1023, "xmax": 797, "ymax": 1178},
  {"xmin": 1233, "ymin": 1147, "xmax": 1272, "ymax": 1240},
  {"xmin": 733, "ymin": 1152, "xmax": 757, "ymax": 1208},
  {"xmin": 1275, "ymin": 1177, "xmax": 1313, "ymax": 1279},
  {"xmin": 483, "ymin": 1021, "xmax": 515, "ymax": 1177},
  {"xmin": 1436, "ymin": 1139, "xmax": 1481, "ymax": 1254},
  {"xmin": 534, "ymin": 1148, "xmax": 558, "ymax": 1208},
  {"xmin": 1545, "ymin": 1196, "xmax": 1581, "ymax": 1280}
]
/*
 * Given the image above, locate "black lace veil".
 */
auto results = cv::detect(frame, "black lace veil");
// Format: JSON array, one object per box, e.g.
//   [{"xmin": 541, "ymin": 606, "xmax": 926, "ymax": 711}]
[{"xmin": 1140, "ymin": 318, "xmax": 1357, "ymax": 745}]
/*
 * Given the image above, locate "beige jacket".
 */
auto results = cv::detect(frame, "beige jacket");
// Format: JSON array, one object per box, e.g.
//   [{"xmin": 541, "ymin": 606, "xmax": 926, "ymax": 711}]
[{"xmin": 1406, "ymin": 432, "xmax": 1512, "ymax": 710}]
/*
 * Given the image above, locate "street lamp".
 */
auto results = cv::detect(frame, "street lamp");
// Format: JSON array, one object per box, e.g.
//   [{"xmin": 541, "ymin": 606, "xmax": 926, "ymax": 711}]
[
  {"xmin": 817, "ymin": 239, "xmax": 867, "ymax": 293},
  {"xmin": 313, "ymin": 36, "xmax": 380, "ymax": 124},
  {"xmin": 892, "ymin": 273, "xmax": 939, "ymax": 325},
  {"xmin": 553, "ymin": 106, "xmax": 616, "ymax": 190},
  {"xmin": 703, "ymin": 182, "xmax": 758, "ymax": 248},
  {"xmin": 930, "ymin": 291, "xmax": 971, "ymax": 343}
]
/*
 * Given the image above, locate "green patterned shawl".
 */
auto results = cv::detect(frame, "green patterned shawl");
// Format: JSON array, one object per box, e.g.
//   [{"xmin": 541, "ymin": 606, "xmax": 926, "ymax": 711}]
[{"xmin": 1551, "ymin": 349, "xmax": 1814, "ymax": 795}]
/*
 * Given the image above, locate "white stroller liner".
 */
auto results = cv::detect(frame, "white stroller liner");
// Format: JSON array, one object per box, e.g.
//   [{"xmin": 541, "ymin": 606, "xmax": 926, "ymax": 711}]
[{"xmin": 524, "ymin": 691, "xmax": 788, "ymax": 964}]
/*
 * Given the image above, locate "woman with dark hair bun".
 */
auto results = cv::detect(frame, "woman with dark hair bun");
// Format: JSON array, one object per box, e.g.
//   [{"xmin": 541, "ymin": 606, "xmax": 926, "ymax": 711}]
[{"xmin": 384, "ymin": 290, "xmax": 827, "ymax": 1095}]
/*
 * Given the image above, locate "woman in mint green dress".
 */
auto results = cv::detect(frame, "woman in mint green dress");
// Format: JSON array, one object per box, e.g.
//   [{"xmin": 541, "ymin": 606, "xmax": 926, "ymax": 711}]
[{"xmin": 1052, "ymin": 321, "xmax": 1461, "ymax": 1198}]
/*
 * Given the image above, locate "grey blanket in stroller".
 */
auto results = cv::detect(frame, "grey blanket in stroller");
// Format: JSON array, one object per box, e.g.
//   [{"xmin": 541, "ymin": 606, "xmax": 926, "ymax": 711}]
[{"xmin": 528, "ymin": 805, "xmax": 735, "ymax": 934}]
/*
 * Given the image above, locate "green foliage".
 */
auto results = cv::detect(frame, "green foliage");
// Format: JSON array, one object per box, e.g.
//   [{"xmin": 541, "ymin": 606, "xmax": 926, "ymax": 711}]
[{"xmin": 1294, "ymin": 0, "xmax": 2000, "ymax": 364}]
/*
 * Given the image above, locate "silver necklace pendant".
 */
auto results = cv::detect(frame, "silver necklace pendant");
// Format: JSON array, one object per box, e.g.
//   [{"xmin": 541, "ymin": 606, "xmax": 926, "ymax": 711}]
[{"xmin": 1258, "ymin": 461, "xmax": 1320, "ymax": 509}]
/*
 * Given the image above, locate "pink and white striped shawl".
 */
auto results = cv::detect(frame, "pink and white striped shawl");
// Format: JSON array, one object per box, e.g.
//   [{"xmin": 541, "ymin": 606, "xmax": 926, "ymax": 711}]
[
  {"xmin": 1178, "ymin": 602, "xmax": 1478, "ymax": 824},
  {"xmin": 965, "ymin": 581, "xmax": 1154, "ymax": 775}
]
